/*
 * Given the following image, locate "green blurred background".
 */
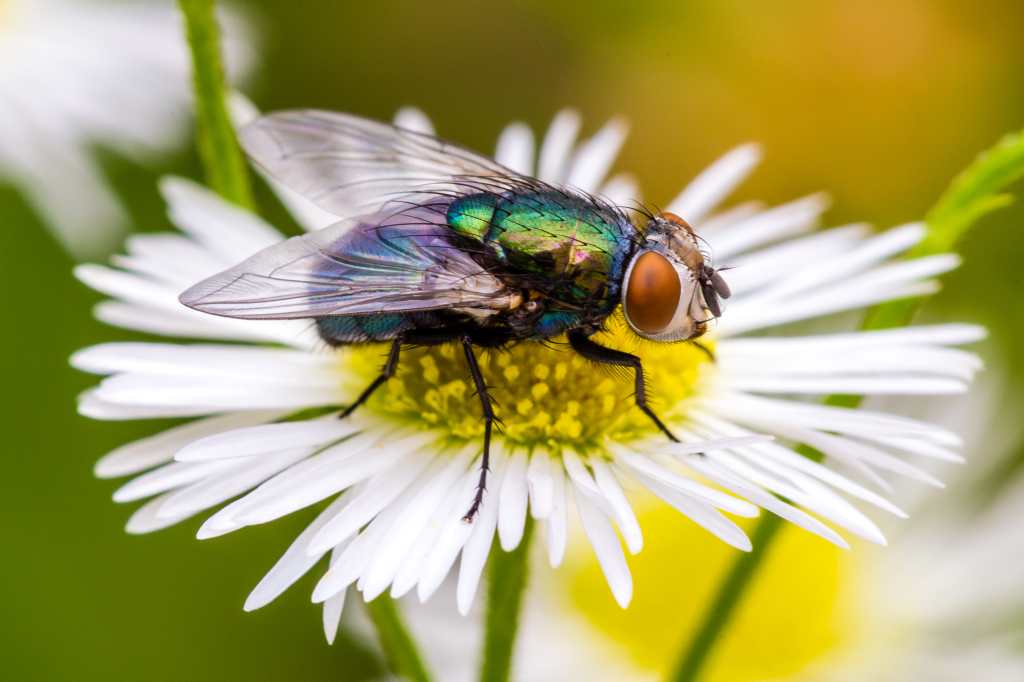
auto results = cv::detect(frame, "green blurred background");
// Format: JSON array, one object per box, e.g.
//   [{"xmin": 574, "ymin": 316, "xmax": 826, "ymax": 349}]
[{"xmin": 2, "ymin": 1, "xmax": 1023, "ymax": 680}]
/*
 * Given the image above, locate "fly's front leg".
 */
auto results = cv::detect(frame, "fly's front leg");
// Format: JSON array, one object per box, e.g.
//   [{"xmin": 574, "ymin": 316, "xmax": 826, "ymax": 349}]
[
  {"xmin": 339, "ymin": 336, "xmax": 403, "ymax": 419},
  {"xmin": 690, "ymin": 340, "xmax": 716, "ymax": 363},
  {"xmin": 461, "ymin": 335, "xmax": 497, "ymax": 522},
  {"xmin": 567, "ymin": 329, "xmax": 679, "ymax": 442}
]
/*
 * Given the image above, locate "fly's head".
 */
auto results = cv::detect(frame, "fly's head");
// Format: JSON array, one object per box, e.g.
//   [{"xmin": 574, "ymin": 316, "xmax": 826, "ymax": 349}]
[{"xmin": 620, "ymin": 212, "xmax": 731, "ymax": 342}]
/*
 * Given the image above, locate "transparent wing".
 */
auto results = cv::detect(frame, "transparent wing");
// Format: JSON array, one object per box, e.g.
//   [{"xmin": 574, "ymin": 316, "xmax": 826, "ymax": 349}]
[
  {"xmin": 239, "ymin": 110, "xmax": 542, "ymax": 218},
  {"xmin": 179, "ymin": 204, "xmax": 517, "ymax": 320}
]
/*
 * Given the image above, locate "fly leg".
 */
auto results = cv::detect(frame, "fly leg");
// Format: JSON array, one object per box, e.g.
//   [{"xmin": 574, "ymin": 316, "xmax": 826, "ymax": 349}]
[
  {"xmin": 567, "ymin": 329, "xmax": 679, "ymax": 442},
  {"xmin": 461, "ymin": 335, "xmax": 497, "ymax": 522},
  {"xmin": 339, "ymin": 337, "xmax": 402, "ymax": 419}
]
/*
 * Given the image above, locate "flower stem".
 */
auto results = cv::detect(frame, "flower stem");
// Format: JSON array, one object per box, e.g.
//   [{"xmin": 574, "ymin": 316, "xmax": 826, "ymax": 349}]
[
  {"xmin": 480, "ymin": 518, "xmax": 535, "ymax": 682},
  {"xmin": 364, "ymin": 596, "xmax": 433, "ymax": 682},
  {"xmin": 177, "ymin": 0, "xmax": 254, "ymax": 209},
  {"xmin": 670, "ymin": 514, "xmax": 785, "ymax": 682},
  {"xmin": 670, "ymin": 128, "xmax": 1024, "ymax": 682}
]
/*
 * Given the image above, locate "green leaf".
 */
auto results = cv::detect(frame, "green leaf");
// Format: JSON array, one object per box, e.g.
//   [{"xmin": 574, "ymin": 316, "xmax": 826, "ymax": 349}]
[
  {"xmin": 920, "ymin": 129, "xmax": 1024, "ymax": 257},
  {"xmin": 177, "ymin": 0, "xmax": 254, "ymax": 210}
]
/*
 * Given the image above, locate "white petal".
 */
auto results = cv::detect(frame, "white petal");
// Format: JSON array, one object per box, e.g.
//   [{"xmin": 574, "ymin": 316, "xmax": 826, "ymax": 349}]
[
  {"xmin": 631, "ymin": 470, "xmax": 751, "ymax": 551},
  {"xmin": 322, "ymin": 549, "xmax": 347, "ymax": 645},
  {"xmin": 545, "ymin": 463, "xmax": 569, "ymax": 568},
  {"xmin": 703, "ymin": 393, "xmax": 960, "ymax": 445},
  {"xmin": 125, "ymin": 492, "xmax": 196, "ymax": 534},
  {"xmin": 720, "ymin": 323, "xmax": 986, "ymax": 354},
  {"xmin": 599, "ymin": 174, "xmax": 639, "ymax": 205},
  {"xmin": 781, "ymin": 427, "xmax": 945, "ymax": 488},
  {"xmin": 357, "ymin": 451, "xmax": 470, "ymax": 601},
  {"xmin": 526, "ymin": 451, "xmax": 554, "ymax": 520},
  {"xmin": 537, "ymin": 109, "xmax": 580, "ymax": 182},
  {"xmin": 590, "ymin": 459, "xmax": 643, "ymax": 554},
  {"xmin": 566, "ymin": 118, "xmax": 628, "ymax": 192},
  {"xmin": 722, "ymin": 224, "xmax": 870, "ymax": 296},
  {"xmin": 727, "ymin": 374, "xmax": 966, "ymax": 395},
  {"xmin": 574, "ymin": 487, "xmax": 632, "ymax": 608},
  {"xmin": 244, "ymin": 495, "xmax": 351, "ymax": 612},
  {"xmin": 690, "ymin": 411, "xmax": 908, "ymax": 517},
  {"xmin": 236, "ymin": 431, "xmax": 431, "ymax": 526},
  {"xmin": 72, "ymin": 342, "xmax": 337, "ymax": 384},
  {"xmin": 668, "ymin": 144, "xmax": 761, "ymax": 222},
  {"xmin": 93, "ymin": 411, "xmax": 281, "ymax": 478},
  {"xmin": 176, "ymin": 417, "xmax": 360, "ymax": 462},
  {"xmin": 867, "ymin": 435, "xmax": 964, "ymax": 463},
  {"xmin": 393, "ymin": 107, "xmax": 435, "ymax": 135},
  {"xmin": 306, "ymin": 446, "xmax": 436, "ymax": 556},
  {"xmin": 757, "ymin": 222, "xmax": 926, "ymax": 300},
  {"xmin": 456, "ymin": 454, "xmax": 507, "ymax": 615},
  {"xmin": 709, "ymin": 193, "xmax": 829, "ymax": 259},
  {"xmin": 159, "ymin": 449, "xmax": 310, "ymax": 520},
  {"xmin": 416, "ymin": 467, "xmax": 485, "ymax": 602},
  {"xmin": 113, "ymin": 459, "xmax": 240, "ymax": 503},
  {"xmin": 686, "ymin": 456, "xmax": 848, "ymax": 548},
  {"xmin": 203, "ymin": 429, "xmax": 396, "ymax": 533},
  {"xmin": 497, "ymin": 449, "xmax": 529, "ymax": 551},
  {"xmin": 494, "ymin": 122, "xmax": 535, "ymax": 175},
  {"xmin": 312, "ymin": 502, "xmax": 404, "ymax": 603},
  {"xmin": 608, "ymin": 444, "xmax": 758, "ymax": 517},
  {"xmin": 160, "ymin": 176, "xmax": 282, "ymax": 260}
]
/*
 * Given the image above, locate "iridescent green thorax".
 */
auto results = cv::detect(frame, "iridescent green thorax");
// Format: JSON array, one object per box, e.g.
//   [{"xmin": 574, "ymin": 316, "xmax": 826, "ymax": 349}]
[{"xmin": 447, "ymin": 190, "xmax": 636, "ymax": 319}]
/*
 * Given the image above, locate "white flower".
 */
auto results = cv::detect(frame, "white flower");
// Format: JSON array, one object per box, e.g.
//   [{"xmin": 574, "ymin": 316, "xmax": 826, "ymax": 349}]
[
  {"xmin": 0, "ymin": 0, "xmax": 253, "ymax": 256},
  {"xmin": 73, "ymin": 107, "xmax": 982, "ymax": 643}
]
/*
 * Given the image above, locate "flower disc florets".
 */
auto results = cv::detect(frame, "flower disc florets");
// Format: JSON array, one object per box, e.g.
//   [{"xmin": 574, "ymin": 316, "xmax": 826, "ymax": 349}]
[{"xmin": 344, "ymin": 314, "xmax": 713, "ymax": 454}]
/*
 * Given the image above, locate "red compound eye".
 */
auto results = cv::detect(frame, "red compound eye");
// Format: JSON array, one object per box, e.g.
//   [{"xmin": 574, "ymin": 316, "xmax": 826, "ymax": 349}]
[{"xmin": 624, "ymin": 251, "xmax": 681, "ymax": 334}]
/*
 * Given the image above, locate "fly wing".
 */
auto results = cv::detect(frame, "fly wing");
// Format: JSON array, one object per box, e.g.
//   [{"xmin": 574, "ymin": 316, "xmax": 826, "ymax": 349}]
[
  {"xmin": 179, "ymin": 204, "xmax": 516, "ymax": 320},
  {"xmin": 239, "ymin": 110, "xmax": 541, "ymax": 219}
]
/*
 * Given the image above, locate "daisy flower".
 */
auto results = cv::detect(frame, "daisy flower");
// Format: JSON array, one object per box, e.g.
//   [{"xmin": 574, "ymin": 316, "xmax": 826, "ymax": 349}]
[
  {"xmin": 0, "ymin": 0, "xmax": 252, "ymax": 256},
  {"xmin": 421, "ymin": 382, "xmax": 1016, "ymax": 682},
  {"xmin": 73, "ymin": 107, "xmax": 982, "ymax": 643}
]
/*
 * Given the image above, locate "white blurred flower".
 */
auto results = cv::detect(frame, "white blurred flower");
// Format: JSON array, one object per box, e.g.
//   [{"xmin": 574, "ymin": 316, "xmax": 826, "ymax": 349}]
[
  {"xmin": 0, "ymin": 0, "xmax": 253, "ymax": 256},
  {"xmin": 73, "ymin": 108, "xmax": 982, "ymax": 642}
]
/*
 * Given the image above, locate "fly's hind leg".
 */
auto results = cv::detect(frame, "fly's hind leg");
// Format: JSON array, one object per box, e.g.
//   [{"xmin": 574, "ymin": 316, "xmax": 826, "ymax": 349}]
[
  {"xmin": 461, "ymin": 335, "xmax": 498, "ymax": 522},
  {"xmin": 567, "ymin": 329, "xmax": 679, "ymax": 442},
  {"xmin": 339, "ymin": 336, "xmax": 403, "ymax": 419}
]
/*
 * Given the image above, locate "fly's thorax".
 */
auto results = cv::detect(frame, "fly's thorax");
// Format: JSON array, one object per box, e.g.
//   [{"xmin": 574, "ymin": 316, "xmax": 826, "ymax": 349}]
[{"xmin": 447, "ymin": 190, "xmax": 636, "ymax": 329}]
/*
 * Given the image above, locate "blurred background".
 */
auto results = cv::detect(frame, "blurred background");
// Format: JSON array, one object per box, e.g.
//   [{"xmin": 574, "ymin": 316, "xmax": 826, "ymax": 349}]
[{"xmin": 2, "ymin": 1, "xmax": 1022, "ymax": 680}]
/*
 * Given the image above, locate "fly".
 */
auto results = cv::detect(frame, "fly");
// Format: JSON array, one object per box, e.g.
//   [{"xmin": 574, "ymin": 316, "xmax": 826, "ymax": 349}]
[{"xmin": 179, "ymin": 111, "xmax": 731, "ymax": 521}]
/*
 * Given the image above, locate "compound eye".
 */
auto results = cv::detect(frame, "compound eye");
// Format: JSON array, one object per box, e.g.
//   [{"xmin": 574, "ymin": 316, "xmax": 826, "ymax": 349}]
[
  {"xmin": 659, "ymin": 211, "xmax": 690, "ymax": 227},
  {"xmin": 624, "ymin": 251, "xmax": 681, "ymax": 334}
]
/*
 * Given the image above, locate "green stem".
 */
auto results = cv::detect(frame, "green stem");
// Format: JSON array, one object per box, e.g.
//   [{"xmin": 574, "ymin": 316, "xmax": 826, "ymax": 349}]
[
  {"xmin": 480, "ymin": 518, "xmax": 535, "ymax": 682},
  {"xmin": 670, "ymin": 128, "xmax": 1024, "ymax": 682},
  {"xmin": 670, "ymin": 515, "xmax": 785, "ymax": 682},
  {"xmin": 364, "ymin": 596, "xmax": 433, "ymax": 682},
  {"xmin": 177, "ymin": 0, "xmax": 254, "ymax": 209}
]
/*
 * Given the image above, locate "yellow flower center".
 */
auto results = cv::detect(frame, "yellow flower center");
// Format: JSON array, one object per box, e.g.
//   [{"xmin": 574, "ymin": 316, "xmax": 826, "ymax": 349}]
[
  {"xmin": 563, "ymin": 502, "xmax": 859, "ymax": 680},
  {"xmin": 340, "ymin": 312, "xmax": 713, "ymax": 453}
]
